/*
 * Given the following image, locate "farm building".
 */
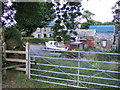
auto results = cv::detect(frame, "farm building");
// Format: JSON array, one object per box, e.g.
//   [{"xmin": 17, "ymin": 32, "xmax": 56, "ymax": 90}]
[
  {"xmin": 32, "ymin": 21, "xmax": 55, "ymax": 38},
  {"xmin": 76, "ymin": 29, "xmax": 96, "ymax": 48},
  {"xmin": 68, "ymin": 29, "xmax": 96, "ymax": 49},
  {"xmin": 89, "ymin": 25, "xmax": 115, "ymax": 50}
]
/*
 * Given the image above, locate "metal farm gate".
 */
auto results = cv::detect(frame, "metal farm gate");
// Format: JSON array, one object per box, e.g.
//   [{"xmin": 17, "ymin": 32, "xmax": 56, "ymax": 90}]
[{"xmin": 28, "ymin": 49, "xmax": 120, "ymax": 89}]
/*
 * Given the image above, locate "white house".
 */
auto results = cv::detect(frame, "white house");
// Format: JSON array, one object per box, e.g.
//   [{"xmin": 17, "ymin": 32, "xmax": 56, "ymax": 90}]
[
  {"xmin": 32, "ymin": 27, "xmax": 52, "ymax": 38},
  {"xmin": 32, "ymin": 21, "xmax": 55, "ymax": 38}
]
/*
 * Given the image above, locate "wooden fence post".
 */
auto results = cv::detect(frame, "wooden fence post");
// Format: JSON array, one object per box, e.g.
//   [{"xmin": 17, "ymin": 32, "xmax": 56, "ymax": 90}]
[
  {"xmin": 26, "ymin": 42, "xmax": 29, "ymax": 75},
  {"xmin": 3, "ymin": 42, "xmax": 6, "ymax": 60}
]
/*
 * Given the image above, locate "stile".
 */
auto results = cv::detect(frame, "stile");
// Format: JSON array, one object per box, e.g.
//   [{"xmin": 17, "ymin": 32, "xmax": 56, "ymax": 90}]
[{"xmin": 3, "ymin": 42, "xmax": 29, "ymax": 74}]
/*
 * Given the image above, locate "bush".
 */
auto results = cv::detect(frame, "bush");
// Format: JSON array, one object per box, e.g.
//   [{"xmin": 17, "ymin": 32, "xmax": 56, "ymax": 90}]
[{"xmin": 5, "ymin": 26, "xmax": 24, "ymax": 50}]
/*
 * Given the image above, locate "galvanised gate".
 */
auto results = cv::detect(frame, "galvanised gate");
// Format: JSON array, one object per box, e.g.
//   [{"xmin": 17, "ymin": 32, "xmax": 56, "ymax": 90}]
[{"xmin": 28, "ymin": 50, "xmax": 120, "ymax": 89}]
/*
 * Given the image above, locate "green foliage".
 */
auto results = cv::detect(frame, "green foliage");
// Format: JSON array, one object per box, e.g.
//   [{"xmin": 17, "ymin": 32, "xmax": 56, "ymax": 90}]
[
  {"xmin": 72, "ymin": 31, "xmax": 78, "ymax": 35},
  {"xmin": 13, "ymin": 2, "xmax": 54, "ymax": 36},
  {"xmin": 5, "ymin": 26, "xmax": 23, "ymax": 50},
  {"xmin": 80, "ymin": 9, "xmax": 116, "ymax": 29},
  {"xmin": 82, "ymin": 10, "xmax": 95, "ymax": 22},
  {"xmin": 63, "ymin": 35, "xmax": 71, "ymax": 44},
  {"xmin": 81, "ymin": 20, "xmax": 116, "ymax": 29},
  {"xmin": 53, "ymin": 2, "xmax": 82, "ymax": 43},
  {"xmin": 112, "ymin": 0, "xmax": 120, "ymax": 50},
  {"xmin": 112, "ymin": 0, "xmax": 120, "ymax": 24},
  {"xmin": 22, "ymin": 37, "xmax": 54, "ymax": 44},
  {"xmin": 55, "ymin": 36, "xmax": 62, "ymax": 42}
]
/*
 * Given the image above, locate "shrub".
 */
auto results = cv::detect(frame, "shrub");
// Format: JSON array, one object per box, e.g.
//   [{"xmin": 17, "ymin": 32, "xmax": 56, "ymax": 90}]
[{"xmin": 5, "ymin": 26, "xmax": 24, "ymax": 50}]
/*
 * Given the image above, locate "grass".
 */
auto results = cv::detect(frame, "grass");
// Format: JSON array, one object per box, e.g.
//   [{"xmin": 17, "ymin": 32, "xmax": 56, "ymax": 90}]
[
  {"xmin": 2, "ymin": 48, "xmax": 120, "ymax": 88},
  {"xmin": 2, "ymin": 70, "xmax": 69, "ymax": 88},
  {"xmin": 30, "ymin": 53, "xmax": 120, "ymax": 88}
]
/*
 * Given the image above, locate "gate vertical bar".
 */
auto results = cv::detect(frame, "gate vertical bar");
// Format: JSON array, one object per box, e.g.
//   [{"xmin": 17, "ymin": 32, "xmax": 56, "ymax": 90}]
[
  {"xmin": 26, "ymin": 42, "xmax": 29, "ymax": 75},
  {"xmin": 77, "ymin": 52, "xmax": 80, "ymax": 86},
  {"xmin": 28, "ymin": 50, "xmax": 31, "ymax": 80}
]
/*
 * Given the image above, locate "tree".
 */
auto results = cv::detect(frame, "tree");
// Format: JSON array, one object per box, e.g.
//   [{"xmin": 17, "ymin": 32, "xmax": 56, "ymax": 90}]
[
  {"xmin": 13, "ymin": 2, "xmax": 54, "ymax": 36},
  {"xmin": 5, "ymin": 26, "xmax": 23, "ymax": 50},
  {"xmin": 52, "ymin": 1, "xmax": 82, "ymax": 44},
  {"xmin": 113, "ymin": 0, "xmax": 120, "ymax": 24},
  {"xmin": 1, "ymin": 1, "xmax": 16, "ymax": 28},
  {"xmin": 81, "ymin": 20, "xmax": 116, "ymax": 29},
  {"xmin": 1, "ymin": 0, "xmax": 23, "ymax": 50},
  {"xmin": 80, "ymin": 20, "xmax": 95, "ymax": 29},
  {"xmin": 112, "ymin": 0, "xmax": 120, "ymax": 51},
  {"xmin": 80, "ymin": 10, "xmax": 95, "ymax": 29},
  {"xmin": 82, "ymin": 10, "xmax": 95, "ymax": 22}
]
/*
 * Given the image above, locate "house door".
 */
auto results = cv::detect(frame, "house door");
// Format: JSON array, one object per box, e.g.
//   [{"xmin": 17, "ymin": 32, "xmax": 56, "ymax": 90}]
[
  {"xmin": 44, "ymin": 34, "xmax": 47, "ymax": 37},
  {"xmin": 38, "ymin": 34, "xmax": 40, "ymax": 38}
]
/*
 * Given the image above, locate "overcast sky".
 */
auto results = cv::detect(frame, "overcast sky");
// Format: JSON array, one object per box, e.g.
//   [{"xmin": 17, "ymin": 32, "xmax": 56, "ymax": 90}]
[{"xmin": 81, "ymin": 0, "xmax": 117, "ymax": 22}]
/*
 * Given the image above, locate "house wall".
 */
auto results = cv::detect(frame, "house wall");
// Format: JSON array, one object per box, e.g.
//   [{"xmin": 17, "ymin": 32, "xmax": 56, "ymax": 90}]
[
  {"xmin": 94, "ymin": 39, "xmax": 112, "ymax": 50},
  {"xmin": 65, "ymin": 44, "xmax": 84, "ymax": 50},
  {"xmin": 86, "ymin": 40, "xmax": 94, "ymax": 48},
  {"xmin": 33, "ymin": 27, "xmax": 53, "ymax": 38}
]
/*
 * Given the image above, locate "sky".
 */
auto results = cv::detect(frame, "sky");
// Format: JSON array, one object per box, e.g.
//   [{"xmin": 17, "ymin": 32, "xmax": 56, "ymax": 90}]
[{"xmin": 81, "ymin": 0, "xmax": 118, "ymax": 23}]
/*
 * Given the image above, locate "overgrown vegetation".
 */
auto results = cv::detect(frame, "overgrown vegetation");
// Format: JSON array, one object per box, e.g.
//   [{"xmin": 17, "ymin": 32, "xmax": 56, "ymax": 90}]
[{"xmin": 5, "ymin": 26, "xmax": 24, "ymax": 50}]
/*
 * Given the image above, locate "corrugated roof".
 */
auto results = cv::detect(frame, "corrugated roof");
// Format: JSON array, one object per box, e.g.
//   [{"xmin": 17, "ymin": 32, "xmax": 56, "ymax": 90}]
[
  {"xmin": 48, "ymin": 21, "xmax": 55, "ymax": 27},
  {"xmin": 89, "ymin": 25, "xmax": 115, "ymax": 33}
]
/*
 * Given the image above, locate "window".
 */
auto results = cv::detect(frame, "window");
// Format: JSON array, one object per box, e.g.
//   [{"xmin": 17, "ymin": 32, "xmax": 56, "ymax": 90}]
[
  {"xmin": 50, "ymin": 34, "xmax": 52, "ymax": 37},
  {"xmin": 44, "ymin": 28, "xmax": 46, "ymax": 32},
  {"xmin": 97, "ymin": 42, "xmax": 99, "ymax": 45},
  {"xmin": 38, "ymin": 34, "xmax": 40, "ymax": 38}
]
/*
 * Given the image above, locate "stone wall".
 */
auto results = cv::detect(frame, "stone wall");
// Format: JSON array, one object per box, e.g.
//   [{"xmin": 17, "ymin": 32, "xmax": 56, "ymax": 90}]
[{"xmin": 94, "ymin": 39, "xmax": 113, "ymax": 50}]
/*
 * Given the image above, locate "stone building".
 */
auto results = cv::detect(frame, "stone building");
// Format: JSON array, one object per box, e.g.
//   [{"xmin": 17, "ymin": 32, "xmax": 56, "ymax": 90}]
[
  {"xmin": 89, "ymin": 25, "xmax": 115, "ymax": 50},
  {"xmin": 68, "ymin": 29, "xmax": 96, "ymax": 49},
  {"xmin": 32, "ymin": 21, "xmax": 55, "ymax": 38},
  {"xmin": 32, "ymin": 27, "xmax": 52, "ymax": 38}
]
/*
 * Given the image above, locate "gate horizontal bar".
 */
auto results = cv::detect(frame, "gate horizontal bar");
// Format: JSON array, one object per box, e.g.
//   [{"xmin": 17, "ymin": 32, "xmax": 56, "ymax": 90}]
[
  {"xmin": 31, "ymin": 63, "xmax": 120, "ymax": 74},
  {"xmin": 6, "ymin": 50, "xmax": 26, "ymax": 54},
  {"xmin": 42, "ymin": 49, "xmax": 120, "ymax": 55},
  {"xmin": 30, "ymin": 79, "xmax": 88, "ymax": 89},
  {"xmin": 31, "ymin": 56, "xmax": 120, "ymax": 64},
  {"xmin": 31, "ymin": 69, "xmax": 120, "ymax": 81},
  {"xmin": 31, "ymin": 74, "xmax": 120, "ymax": 88}
]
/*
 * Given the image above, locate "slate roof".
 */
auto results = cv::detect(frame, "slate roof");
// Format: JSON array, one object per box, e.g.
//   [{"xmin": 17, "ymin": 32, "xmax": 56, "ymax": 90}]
[
  {"xmin": 95, "ymin": 33, "xmax": 114, "ymax": 40},
  {"xmin": 89, "ymin": 25, "xmax": 115, "ymax": 34},
  {"xmin": 76, "ymin": 29, "xmax": 96, "ymax": 36}
]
